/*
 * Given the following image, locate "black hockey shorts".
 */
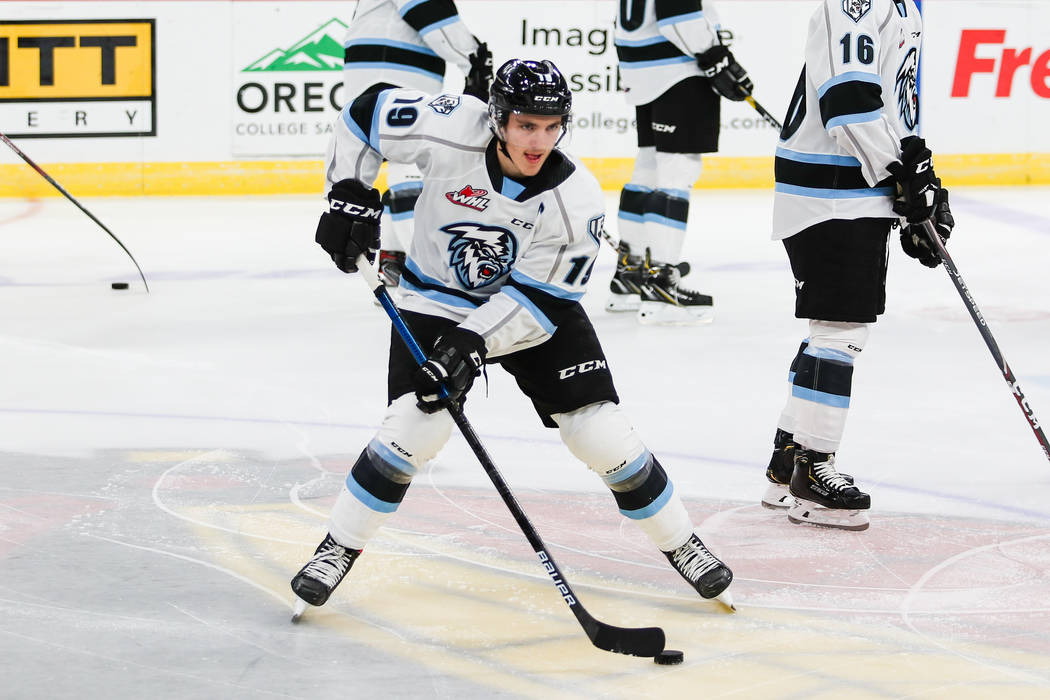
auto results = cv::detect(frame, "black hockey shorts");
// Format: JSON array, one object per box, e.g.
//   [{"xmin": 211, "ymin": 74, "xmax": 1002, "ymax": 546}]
[
  {"xmin": 635, "ymin": 76, "xmax": 721, "ymax": 154},
  {"xmin": 388, "ymin": 307, "xmax": 620, "ymax": 428},
  {"xmin": 782, "ymin": 217, "xmax": 893, "ymax": 323}
]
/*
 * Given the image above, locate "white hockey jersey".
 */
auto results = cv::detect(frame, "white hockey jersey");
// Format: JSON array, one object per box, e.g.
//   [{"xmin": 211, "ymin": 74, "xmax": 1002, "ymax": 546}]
[
  {"xmin": 614, "ymin": 0, "xmax": 723, "ymax": 106},
  {"xmin": 343, "ymin": 0, "xmax": 479, "ymax": 98},
  {"xmin": 772, "ymin": 0, "xmax": 923, "ymax": 240},
  {"xmin": 326, "ymin": 89, "xmax": 606, "ymax": 359}
]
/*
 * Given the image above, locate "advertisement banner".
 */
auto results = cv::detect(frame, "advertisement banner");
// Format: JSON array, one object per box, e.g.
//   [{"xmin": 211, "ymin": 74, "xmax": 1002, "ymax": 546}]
[
  {"xmin": 228, "ymin": 1, "xmax": 793, "ymax": 158},
  {"xmin": 231, "ymin": 9, "xmax": 347, "ymax": 156},
  {"xmin": 0, "ymin": 19, "xmax": 155, "ymax": 138},
  {"xmin": 923, "ymin": 1, "xmax": 1050, "ymax": 154},
  {"xmin": 2, "ymin": 0, "xmax": 1047, "ymax": 193}
]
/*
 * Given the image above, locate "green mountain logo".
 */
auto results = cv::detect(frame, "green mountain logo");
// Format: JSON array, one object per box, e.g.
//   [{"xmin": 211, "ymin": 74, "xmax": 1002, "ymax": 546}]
[{"xmin": 243, "ymin": 18, "xmax": 347, "ymax": 72}]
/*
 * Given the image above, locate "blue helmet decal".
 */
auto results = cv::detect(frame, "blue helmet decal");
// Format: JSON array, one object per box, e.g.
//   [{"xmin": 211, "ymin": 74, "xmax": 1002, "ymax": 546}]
[{"xmin": 441, "ymin": 223, "xmax": 519, "ymax": 289}]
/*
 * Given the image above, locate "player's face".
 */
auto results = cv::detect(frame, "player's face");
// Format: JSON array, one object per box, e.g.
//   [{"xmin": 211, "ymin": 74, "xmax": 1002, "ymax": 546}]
[{"xmin": 497, "ymin": 112, "xmax": 565, "ymax": 178}]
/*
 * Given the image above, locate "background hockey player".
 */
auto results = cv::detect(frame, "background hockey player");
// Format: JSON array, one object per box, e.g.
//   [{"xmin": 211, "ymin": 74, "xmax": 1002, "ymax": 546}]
[
  {"xmin": 762, "ymin": 0, "xmax": 954, "ymax": 530},
  {"xmin": 290, "ymin": 59, "xmax": 734, "ymax": 612},
  {"xmin": 608, "ymin": 0, "xmax": 754, "ymax": 325},
  {"xmin": 343, "ymin": 0, "xmax": 492, "ymax": 290}
]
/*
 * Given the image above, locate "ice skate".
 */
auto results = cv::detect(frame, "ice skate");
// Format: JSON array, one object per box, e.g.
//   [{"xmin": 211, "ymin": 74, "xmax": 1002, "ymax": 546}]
[
  {"xmin": 637, "ymin": 250, "xmax": 713, "ymax": 325},
  {"xmin": 290, "ymin": 533, "xmax": 361, "ymax": 618},
  {"xmin": 378, "ymin": 249, "xmax": 406, "ymax": 289},
  {"xmin": 788, "ymin": 449, "xmax": 870, "ymax": 531},
  {"xmin": 762, "ymin": 429, "xmax": 800, "ymax": 509},
  {"xmin": 373, "ymin": 250, "xmax": 405, "ymax": 306},
  {"xmin": 605, "ymin": 242, "xmax": 644, "ymax": 312},
  {"xmin": 762, "ymin": 430, "xmax": 852, "ymax": 509},
  {"xmin": 664, "ymin": 533, "xmax": 735, "ymax": 610}
]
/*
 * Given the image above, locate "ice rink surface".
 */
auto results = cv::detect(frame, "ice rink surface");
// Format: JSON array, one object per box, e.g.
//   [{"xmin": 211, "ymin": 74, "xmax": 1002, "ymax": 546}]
[{"xmin": 2, "ymin": 187, "xmax": 1049, "ymax": 698}]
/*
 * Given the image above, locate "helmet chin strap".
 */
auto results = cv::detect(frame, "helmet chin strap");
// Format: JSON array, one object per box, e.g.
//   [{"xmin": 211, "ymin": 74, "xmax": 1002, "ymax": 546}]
[{"xmin": 488, "ymin": 121, "xmax": 511, "ymax": 159}]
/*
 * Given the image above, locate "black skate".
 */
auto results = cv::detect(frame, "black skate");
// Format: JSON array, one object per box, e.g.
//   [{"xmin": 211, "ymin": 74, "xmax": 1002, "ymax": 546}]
[
  {"xmin": 638, "ymin": 249, "xmax": 713, "ymax": 325},
  {"xmin": 788, "ymin": 449, "xmax": 870, "ymax": 531},
  {"xmin": 290, "ymin": 533, "xmax": 361, "ymax": 619},
  {"xmin": 605, "ymin": 242, "xmax": 644, "ymax": 312},
  {"xmin": 664, "ymin": 533, "xmax": 734, "ymax": 609},
  {"xmin": 762, "ymin": 430, "xmax": 853, "ymax": 509},
  {"xmin": 378, "ymin": 249, "xmax": 406, "ymax": 288},
  {"xmin": 761, "ymin": 429, "xmax": 799, "ymax": 509}
]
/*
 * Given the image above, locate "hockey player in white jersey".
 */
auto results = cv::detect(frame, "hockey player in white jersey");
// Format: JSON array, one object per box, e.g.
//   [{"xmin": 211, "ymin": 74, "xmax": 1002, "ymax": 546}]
[
  {"xmin": 290, "ymin": 59, "xmax": 734, "ymax": 612},
  {"xmin": 607, "ymin": 0, "xmax": 754, "ymax": 325},
  {"xmin": 762, "ymin": 0, "xmax": 954, "ymax": 530},
  {"xmin": 343, "ymin": 0, "xmax": 492, "ymax": 290}
]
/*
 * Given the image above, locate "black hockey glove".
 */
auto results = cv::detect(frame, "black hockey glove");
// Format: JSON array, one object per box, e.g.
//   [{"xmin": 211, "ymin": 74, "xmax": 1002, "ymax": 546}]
[
  {"xmin": 315, "ymin": 179, "xmax": 382, "ymax": 273},
  {"xmin": 463, "ymin": 40, "xmax": 493, "ymax": 102},
  {"xmin": 900, "ymin": 188, "xmax": 955, "ymax": 268},
  {"xmin": 696, "ymin": 45, "xmax": 753, "ymax": 102},
  {"xmin": 413, "ymin": 327, "xmax": 486, "ymax": 414},
  {"xmin": 887, "ymin": 136, "xmax": 943, "ymax": 224}
]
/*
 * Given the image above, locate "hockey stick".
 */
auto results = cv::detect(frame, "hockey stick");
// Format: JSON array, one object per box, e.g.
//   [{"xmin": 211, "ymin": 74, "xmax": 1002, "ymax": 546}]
[
  {"xmin": 356, "ymin": 256, "xmax": 667, "ymax": 657},
  {"xmin": 745, "ymin": 95, "xmax": 783, "ymax": 131},
  {"xmin": 922, "ymin": 219, "xmax": 1050, "ymax": 462},
  {"xmin": 0, "ymin": 131, "xmax": 150, "ymax": 292}
]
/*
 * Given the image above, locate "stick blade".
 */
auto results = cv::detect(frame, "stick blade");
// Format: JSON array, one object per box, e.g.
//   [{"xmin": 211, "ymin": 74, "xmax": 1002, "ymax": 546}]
[{"xmin": 587, "ymin": 620, "xmax": 666, "ymax": 657}]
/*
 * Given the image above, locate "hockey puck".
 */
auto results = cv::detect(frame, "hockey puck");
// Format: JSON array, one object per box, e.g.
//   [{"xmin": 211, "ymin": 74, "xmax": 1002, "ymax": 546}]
[
  {"xmin": 111, "ymin": 282, "xmax": 129, "ymax": 290},
  {"xmin": 654, "ymin": 649, "xmax": 684, "ymax": 665}
]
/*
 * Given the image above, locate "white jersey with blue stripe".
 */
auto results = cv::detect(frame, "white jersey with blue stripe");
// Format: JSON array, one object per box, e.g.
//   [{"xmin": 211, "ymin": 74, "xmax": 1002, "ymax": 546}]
[
  {"xmin": 614, "ymin": 0, "xmax": 722, "ymax": 106},
  {"xmin": 326, "ymin": 88, "xmax": 606, "ymax": 358},
  {"xmin": 343, "ymin": 0, "xmax": 478, "ymax": 98},
  {"xmin": 772, "ymin": 0, "xmax": 923, "ymax": 240}
]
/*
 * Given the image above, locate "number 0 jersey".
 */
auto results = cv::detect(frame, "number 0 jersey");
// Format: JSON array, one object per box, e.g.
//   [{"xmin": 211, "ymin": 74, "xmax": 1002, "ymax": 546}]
[
  {"xmin": 772, "ymin": 0, "xmax": 923, "ymax": 240},
  {"xmin": 326, "ymin": 89, "xmax": 606, "ymax": 359},
  {"xmin": 615, "ymin": 0, "xmax": 723, "ymax": 106}
]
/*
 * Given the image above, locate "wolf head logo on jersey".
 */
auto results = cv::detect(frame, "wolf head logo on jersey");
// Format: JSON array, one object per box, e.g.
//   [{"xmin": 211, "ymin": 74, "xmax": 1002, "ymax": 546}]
[
  {"xmin": 895, "ymin": 47, "xmax": 920, "ymax": 131},
  {"xmin": 441, "ymin": 223, "xmax": 518, "ymax": 289},
  {"xmin": 842, "ymin": 0, "xmax": 872, "ymax": 22}
]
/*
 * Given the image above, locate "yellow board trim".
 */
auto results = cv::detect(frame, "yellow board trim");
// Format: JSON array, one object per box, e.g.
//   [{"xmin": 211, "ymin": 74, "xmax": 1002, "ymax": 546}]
[{"xmin": 3, "ymin": 153, "xmax": 1049, "ymax": 197}]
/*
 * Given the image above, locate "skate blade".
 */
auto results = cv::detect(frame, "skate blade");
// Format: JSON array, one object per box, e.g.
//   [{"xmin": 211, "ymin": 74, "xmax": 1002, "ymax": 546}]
[
  {"xmin": 760, "ymin": 483, "xmax": 792, "ymax": 510},
  {"xmin": 787, "ymin": 499, "xmax": 870, "ymax": 531},
  {"xmin": 715, "ymin": 589, "xmax": 736, "ymax": 612},
  {"xmin": 637, "ymin": 303, "xmax": 714, "ymax": 326},
  {"xmin": 291, "ymin": 598, "xmax": 308, "ymax": 623}
]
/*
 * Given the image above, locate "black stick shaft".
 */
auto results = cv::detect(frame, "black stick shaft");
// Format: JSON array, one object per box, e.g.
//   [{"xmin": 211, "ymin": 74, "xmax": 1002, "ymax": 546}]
[
  {"xmin": 746, "ymin": 96, "xmax": 783, "ymax": 131},
  {"xmin": 1, "ymin": 131, "xmax": 150, "ymax": 292},
  {"xmin": 355, "ymin": 257, "xmax": 664, "ymax": 656},
  {"xmin": 922, "ymin": 220, "xmax": 1050, "ymax": 462}
]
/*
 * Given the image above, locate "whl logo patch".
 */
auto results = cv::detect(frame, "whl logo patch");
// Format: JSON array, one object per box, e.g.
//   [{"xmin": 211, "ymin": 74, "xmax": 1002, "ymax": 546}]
[{"xmin": 445, "ymin": 185, "xmax": 490, "ymax": 211}]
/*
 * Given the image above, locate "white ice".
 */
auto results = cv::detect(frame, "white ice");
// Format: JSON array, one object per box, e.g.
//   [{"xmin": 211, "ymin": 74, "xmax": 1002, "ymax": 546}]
[{"xmin": 2, "ymin": 188, "xmax": 1049, "ymax": 697}]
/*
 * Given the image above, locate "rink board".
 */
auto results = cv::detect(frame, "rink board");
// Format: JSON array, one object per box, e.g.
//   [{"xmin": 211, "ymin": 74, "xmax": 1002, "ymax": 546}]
[{"xmin": 1, "ymin": 0, "xmax": 1049, "ymax": 193}]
